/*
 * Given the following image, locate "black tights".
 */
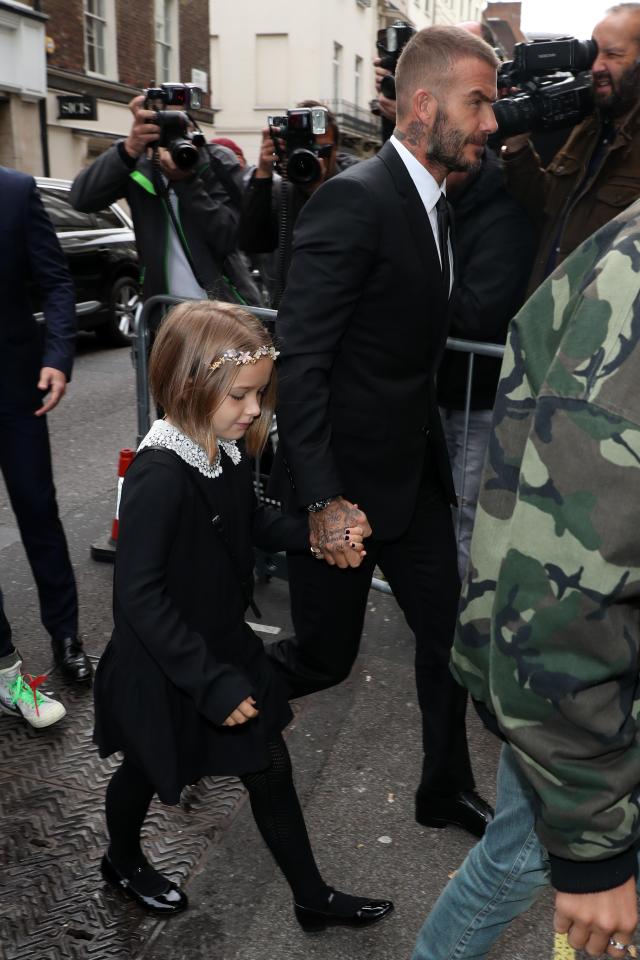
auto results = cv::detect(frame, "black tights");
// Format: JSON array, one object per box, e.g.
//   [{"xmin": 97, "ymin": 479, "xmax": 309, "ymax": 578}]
[{"xmin": 105, "ymin": 736, "xmax": 328, "ymax": 908}]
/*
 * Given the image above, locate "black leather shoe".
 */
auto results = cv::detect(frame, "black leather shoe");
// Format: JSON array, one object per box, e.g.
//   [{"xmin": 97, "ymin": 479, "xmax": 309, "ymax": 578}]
[
  {"xmin": 294, "ymin": 890, "xmax": 394, "ymax": 932},
  {"xmin": 415, "ymin": 789, "xmax": 494, "ymax": 839},
  {"xmin": 52, "ymin": 636, "xmax": 93, "ymax": 683},
  {"xmin": 100, "ymin": 854, "xmax": 188, "ymax": 915}
]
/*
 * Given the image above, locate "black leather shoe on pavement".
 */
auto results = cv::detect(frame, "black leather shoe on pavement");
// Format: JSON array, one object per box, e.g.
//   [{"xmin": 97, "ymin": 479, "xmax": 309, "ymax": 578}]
[
  {"xmin": 294, "ymin": 889, "xmax": 394, "ymax": 932},
  {"xmin": 415, "ymin": 790, "xmax": 494, "ymax": 839},
  {"xmin": 52, "ymin": 636, "xmax": 93, "ymax": 683},
  {"xmin": 100, "ymin": 854, "xmax": 188, "ymax": 915}
]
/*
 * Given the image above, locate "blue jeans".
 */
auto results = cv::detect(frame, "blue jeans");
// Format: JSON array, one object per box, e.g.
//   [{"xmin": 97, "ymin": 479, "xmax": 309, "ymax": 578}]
[
  {"xmin": 440, "ymin": 408, "xmax": 494, "ymax": 581},
  {"xmin": 412, "ymin": 745, "xmax": 550, "ymax": 960}
]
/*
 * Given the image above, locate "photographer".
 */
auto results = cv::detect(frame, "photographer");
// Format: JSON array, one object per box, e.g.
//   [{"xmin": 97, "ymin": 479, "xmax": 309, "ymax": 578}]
[
  {"xmin": 71, "ymin": 92, "xmax": 252, "ymax": 313},
  {"xmin": 500, "ymin": 3, "xmax": 640, "ymax": 294},
  {"xmin": 238, "ymin": 101, "xmax": 357, "ymax": 306}
]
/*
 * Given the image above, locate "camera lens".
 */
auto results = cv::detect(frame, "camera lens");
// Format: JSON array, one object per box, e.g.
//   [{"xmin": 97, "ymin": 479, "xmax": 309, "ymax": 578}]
[
  {"xmin": 171, "ymin": 140, "xmax": 200, "ymax": 170},
  {"xmin": 287, "ymin": 148, "xmax": 322, "ymax": 185}
]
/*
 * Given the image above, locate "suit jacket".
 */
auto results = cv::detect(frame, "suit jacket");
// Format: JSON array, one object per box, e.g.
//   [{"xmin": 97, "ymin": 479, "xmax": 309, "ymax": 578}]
[
  {"xmin": 275, "ymin": 139, "xmax": 455, "ymax": 541},
  {"xmin": 0, "ymin": 168, "xmax": 76, "ymax": 411}
]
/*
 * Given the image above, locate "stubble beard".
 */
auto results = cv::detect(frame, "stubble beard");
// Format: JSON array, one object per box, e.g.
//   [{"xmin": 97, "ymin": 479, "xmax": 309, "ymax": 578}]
[{"xmin": 426, "ymin": 107, "xmax": 483, "ymax": 174}]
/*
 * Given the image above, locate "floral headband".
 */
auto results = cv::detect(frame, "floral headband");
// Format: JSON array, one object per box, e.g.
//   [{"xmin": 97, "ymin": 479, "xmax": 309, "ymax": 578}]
[{"xmin": 209, "ymin": 344, "xmax": 280, "ymax": 372}]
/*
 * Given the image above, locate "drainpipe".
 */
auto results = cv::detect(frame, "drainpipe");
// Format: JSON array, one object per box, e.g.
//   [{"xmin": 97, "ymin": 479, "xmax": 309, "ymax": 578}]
[{"xmin": 33, "ymin": 0, "xmax": 50, "ymax": 176}]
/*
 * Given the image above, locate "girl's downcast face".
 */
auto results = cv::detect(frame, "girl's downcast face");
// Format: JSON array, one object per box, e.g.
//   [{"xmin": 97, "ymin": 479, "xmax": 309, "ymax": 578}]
[{"xmin": 212, "ymin": 357, "xmax": 274, "ymax": 441}]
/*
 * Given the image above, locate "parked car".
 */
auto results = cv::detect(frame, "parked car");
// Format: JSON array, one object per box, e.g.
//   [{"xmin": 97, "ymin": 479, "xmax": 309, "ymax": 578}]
[{"xmin": 34, "ymin": 177, "xmax": 140, "ymax": 347}]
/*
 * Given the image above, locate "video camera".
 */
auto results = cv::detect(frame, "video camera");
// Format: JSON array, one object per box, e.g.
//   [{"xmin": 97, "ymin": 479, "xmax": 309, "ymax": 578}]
[
  {"xmin": 376, "ymin": 20, "xmax": 416, "ymax": 100},
  {"xmin": 494, "ymin": 37, "xmax": 597, "ymax": 137},
  {"xmin": 267, "ymin": 107, "xmax": 331, "ymax": 185},
  {"xmin": 144, "ymin": 82, "xmax": 206, "ymax": 170}
]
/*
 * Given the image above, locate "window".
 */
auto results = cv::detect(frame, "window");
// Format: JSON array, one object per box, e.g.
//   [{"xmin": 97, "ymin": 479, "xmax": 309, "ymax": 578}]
[
  {"xmin": 355, "ymin": 55, "xmax": 362, "ymax": 106},
  {"xmin": 39, "ymin": 189, "xmax": 95, "ymax": 232},
  {"xmin": 155, "ymin": 0, "xmax": 179, "ymax": 83},
  {"xmin": 333, "ymin": 42, "xmax": 343, "ymax": 102},
  {"xmin": 84, "ymin": 0, "xmax": 117, "ymax": 78},
  {"xmin": 255, "ymin": 34, "xmax": 288, "ymax": 107}
]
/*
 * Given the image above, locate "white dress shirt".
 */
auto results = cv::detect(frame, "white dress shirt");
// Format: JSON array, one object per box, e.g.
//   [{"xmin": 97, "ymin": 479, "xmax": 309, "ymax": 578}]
[{"xmin": 389, "ymin": 134, "xmax": 453, "ymax": 290}]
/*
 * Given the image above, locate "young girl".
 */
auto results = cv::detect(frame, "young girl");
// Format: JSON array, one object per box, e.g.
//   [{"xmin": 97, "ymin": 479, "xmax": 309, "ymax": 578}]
[{"xmin": 93, "ymin": 300, "xmax": 393, "ymax": 931}]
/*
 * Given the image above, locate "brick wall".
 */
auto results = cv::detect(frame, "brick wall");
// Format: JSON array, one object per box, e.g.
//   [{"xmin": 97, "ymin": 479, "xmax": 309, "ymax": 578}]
[
  {"xmin": 179, "ymin": 0, "xmax": 210, "ymax": 106},
  {"xmin": 44, "ymin": 0, "xmax": 85, "ymax": 73},
  {"xmin": 116, "ymin": 0, "xmax": 155, "ymax": 88}
]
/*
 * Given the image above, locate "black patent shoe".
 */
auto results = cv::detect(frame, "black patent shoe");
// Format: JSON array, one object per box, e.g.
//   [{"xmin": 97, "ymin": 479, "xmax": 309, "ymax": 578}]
[
  {"xmin": 52, "ymin": 636, "xmax": 93, "ymax": 684},
  {"xmin": 294, "ymin": 889, "xmax": 394, "ymax": 932},
  {"xmin": 100, "ymin": 854, "xmax": 188, "ymax": 915},
  {"xmin": 415, "ymin": 789, "xmax": 494, "ymax": 839}
]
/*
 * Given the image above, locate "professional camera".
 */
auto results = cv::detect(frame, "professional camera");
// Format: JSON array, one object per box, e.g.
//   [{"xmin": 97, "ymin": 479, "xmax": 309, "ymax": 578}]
[
  {"xmin": 376, "ymin": 20, "xmax": 416, "ymax": 100},
  {"xmin": 144, "ymin": 82, "xmax": 206, "ymax": 170},
  {"xmin": 267, "ymin": 107, "xmax": 331, "ymax": 185},
  {"xmin": 494, "ymin": 37, "xmax": 597, "ymax": 137}
]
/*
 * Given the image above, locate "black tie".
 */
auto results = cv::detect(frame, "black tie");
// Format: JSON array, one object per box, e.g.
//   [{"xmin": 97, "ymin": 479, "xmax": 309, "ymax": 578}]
[{"xmin": 436, "ymin": 194, "xmax": 451, "ymax": 298}]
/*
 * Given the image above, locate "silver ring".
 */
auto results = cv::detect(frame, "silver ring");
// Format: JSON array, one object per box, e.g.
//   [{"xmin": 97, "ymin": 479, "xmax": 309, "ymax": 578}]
[
  {"xmin": 310, "ymin": 546, "xmax": 322, "ymax": 559},
  {"xmin": 609, "ymin": 939, "xmax": 629, "ymax": 953}
]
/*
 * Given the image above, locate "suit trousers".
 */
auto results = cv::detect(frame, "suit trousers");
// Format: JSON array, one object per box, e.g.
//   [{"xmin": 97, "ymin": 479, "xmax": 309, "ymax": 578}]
[
  {"xmin": 269, "ymin": 446, "xmax": 474, "ymax": 796},
  {"xmin": 0, "ymin": 409, "xmax": 78, "ymax": 645}
]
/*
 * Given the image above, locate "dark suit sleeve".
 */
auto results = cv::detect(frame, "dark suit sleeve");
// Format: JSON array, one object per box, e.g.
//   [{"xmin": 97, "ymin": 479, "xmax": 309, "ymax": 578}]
[
  {"xmin": 115, "ymin": 457, "xmax": 253, "ymax": 726},
  {"xmin": 252, "ymin": 502, "xmax": 309, "ymax": 553},
  {"xmin": 26, "ymin": 180, "xmax": 76, "ymax": 380},
  {"xmin": 275, "ymin": 174, "xmax": 378, "ymax": 507}
]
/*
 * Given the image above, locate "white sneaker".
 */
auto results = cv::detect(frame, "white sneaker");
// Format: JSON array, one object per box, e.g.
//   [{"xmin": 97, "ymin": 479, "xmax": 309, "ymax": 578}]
[{"xmin": 0, "ymin": 660, "xmax": 66, "ymax": 729}]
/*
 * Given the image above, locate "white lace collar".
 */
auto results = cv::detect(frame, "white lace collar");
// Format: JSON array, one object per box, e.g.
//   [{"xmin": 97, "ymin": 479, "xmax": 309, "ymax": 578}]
[{"xmin": 138, "ymin": 420, "xmax": 241, "ymax": 479}]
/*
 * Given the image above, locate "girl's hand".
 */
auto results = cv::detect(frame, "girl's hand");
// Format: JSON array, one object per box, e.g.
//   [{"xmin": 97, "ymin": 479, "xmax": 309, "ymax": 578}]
[
  {"xmin": 345, "ymin": 524, "xmax": 367, "ymax": 558},
  {"xmin": 223, "ymin": 696, "xmax": 258, "ymax": 726}
]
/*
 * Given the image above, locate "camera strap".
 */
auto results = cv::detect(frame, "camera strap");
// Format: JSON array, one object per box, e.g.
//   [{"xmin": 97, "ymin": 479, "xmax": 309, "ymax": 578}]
[{"xmin": 150, "ymin": 151, "xmax": 246, "ymax": 305}]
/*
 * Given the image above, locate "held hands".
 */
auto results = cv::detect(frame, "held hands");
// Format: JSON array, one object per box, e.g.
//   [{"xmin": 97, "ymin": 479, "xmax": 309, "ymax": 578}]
[
  {"xmin": 309, "ymin": 498, "xmax": 372, "ymax": 569},
  {"xmin": 223, "ymin": 696, "xmax": 258, "ymax": 727},
  {"xmin": 553, "ymin": 878, "xmax": 638, "ymax": 957},
  {"xmin": 35, "ymin": 367, "xmax": 67, "ymax": 416}
]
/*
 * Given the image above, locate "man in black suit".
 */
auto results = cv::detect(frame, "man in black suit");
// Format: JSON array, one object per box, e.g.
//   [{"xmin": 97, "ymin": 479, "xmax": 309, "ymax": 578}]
[
  {"xmin": 270, "ymin": 26, "xmax": 499, "ymax": 837},
  {"xmin": 0, "ymin": 167, "xmax": 91, "ymax": 684}
]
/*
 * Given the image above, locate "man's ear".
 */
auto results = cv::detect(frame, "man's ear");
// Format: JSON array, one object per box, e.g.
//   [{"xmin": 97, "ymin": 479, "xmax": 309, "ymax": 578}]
[{"xmin": 413, "ymin": 88, "xmax": 437, "ymax": 127}]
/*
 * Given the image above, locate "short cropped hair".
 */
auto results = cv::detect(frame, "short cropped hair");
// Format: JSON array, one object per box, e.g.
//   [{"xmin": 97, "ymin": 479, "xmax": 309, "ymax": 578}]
[
  {"xmin": 395, "ymin": 25, "xmax": 499, "ymax": 118},
  {"xmin": 149, "ymin": 300, "xmax": 277, "ymax": 460}
]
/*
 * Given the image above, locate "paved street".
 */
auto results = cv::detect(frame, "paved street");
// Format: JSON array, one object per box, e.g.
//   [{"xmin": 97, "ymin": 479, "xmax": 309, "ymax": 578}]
[{"xmin": 0, "ymin": 337, "xmax": 623, "ymax": 960}]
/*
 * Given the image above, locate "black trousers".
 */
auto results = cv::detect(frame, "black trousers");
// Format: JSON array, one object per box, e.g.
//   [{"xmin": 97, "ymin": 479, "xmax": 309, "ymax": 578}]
[
  {"xmin": 0, "ymin": 409, "xmax": 78, "ymax": 647},
  {"xmin": 269, "ymin": 455, "xmax": 474, "ymax": 797}
]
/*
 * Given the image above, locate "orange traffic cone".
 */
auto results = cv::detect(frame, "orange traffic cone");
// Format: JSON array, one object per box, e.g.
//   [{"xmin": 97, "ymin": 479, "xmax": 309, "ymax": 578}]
[{"xmin": 91, "ymin": 448, "xmax": 135, "ymax": 563}]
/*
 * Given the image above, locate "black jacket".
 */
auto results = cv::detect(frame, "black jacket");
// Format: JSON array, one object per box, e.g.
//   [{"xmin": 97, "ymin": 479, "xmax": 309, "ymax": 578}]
[
  {"xmin": 93, "ymin": 445, "xmax": 308, "ymax": 803},
  {"xmin": 437, "ymin": 149, "xmax": 537, "ymax": 410},
  {"xmin": 274, "ymin": 140, "xmax": 455, "ymax": 541},
  {"xmin": 239, "ymin": 153, "xmax": 360, "ymax": 306},
  {"xmin": 70, "ymin": 142, "xmax": 249, "ymax": 305},
  {"xmin": 0, "ymin": 168, "xmax": 76, "ymax": 411}
]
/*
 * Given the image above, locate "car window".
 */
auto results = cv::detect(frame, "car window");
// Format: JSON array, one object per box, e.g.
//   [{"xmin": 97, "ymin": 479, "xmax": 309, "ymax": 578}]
[
  {"xmin": 92, "ymin": 206, "xmax": 127, "ymax": 230},
  {"xmin": 39, "ymin": 188, "xmax": 95, "ymax": 231}
]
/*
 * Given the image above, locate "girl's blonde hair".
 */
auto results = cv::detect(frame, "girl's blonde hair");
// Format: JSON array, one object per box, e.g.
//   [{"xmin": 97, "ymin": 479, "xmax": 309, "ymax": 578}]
[{"xmin": 149, "ymin": 300, "xmax": 277, "ymax": 459}]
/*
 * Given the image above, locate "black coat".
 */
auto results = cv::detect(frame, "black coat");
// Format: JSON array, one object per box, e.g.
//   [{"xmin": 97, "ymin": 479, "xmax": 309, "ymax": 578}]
[
  {"xmin": 273, "ymin": 140, "xmax": 455, "ymax": 541},
  {"xmin": 93, "ymin": 445, "xmax": 308, "ymax": 804},
  {"xmin": 0, "ymin": 168, "xmax": 76, "ymax": 411},
  {"xmin": 437, "ymin": 149, "xmax": 537, "ymax": 410}
]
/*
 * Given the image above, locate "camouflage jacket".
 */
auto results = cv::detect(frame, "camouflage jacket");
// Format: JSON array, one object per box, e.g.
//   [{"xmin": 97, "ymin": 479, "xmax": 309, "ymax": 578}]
[{"xmin": 452, "ymin": 198, "xmax": 640, "ymax": 893}]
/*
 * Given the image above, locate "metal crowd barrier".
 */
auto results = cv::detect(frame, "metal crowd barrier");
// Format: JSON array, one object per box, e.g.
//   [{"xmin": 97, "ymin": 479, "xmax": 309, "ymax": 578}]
[{"xmin": 130, "ymin": 298, "xmax": 505, "ymax": 594}]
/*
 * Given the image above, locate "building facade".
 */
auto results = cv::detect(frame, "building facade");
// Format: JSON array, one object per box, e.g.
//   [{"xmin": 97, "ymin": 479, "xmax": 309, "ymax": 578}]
[
  {"xmin": 42, "ymin": 0, "xmax": 212, "ymax": 180},
  {"xmin": 0, "ymin": 1, "xmax": 48, "ymax": 172}
]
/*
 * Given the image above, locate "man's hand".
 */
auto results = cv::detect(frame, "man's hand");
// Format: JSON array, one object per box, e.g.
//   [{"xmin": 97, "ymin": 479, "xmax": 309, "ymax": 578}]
[
  {"xmin": 501, "ymin": 133, "xmax": 530, "ymax": 155},
  {"xmin": 255, "ymin": 127, "xmax": 278, "ymax": 180},
  {"xmin": 554, "ymin": 877, "xmax": 638, "ymax": 957},
  {"xmin": 374, "ymin": 58, "xmax": 397, "ymax": 123},
  {"xmin": 309, "ymin": 498, "xmax": 372, "ymax": 569},
  {"xmin": 35, "ymin": 367, "xmax": 67, "ymax": 416},
  {"xmin": 223, "ymin": 696, "xmax": 258, "ymax": 727},
  {"xmin": 123, "ymin": 94, "xmax": 161, "ymax": 159}
]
